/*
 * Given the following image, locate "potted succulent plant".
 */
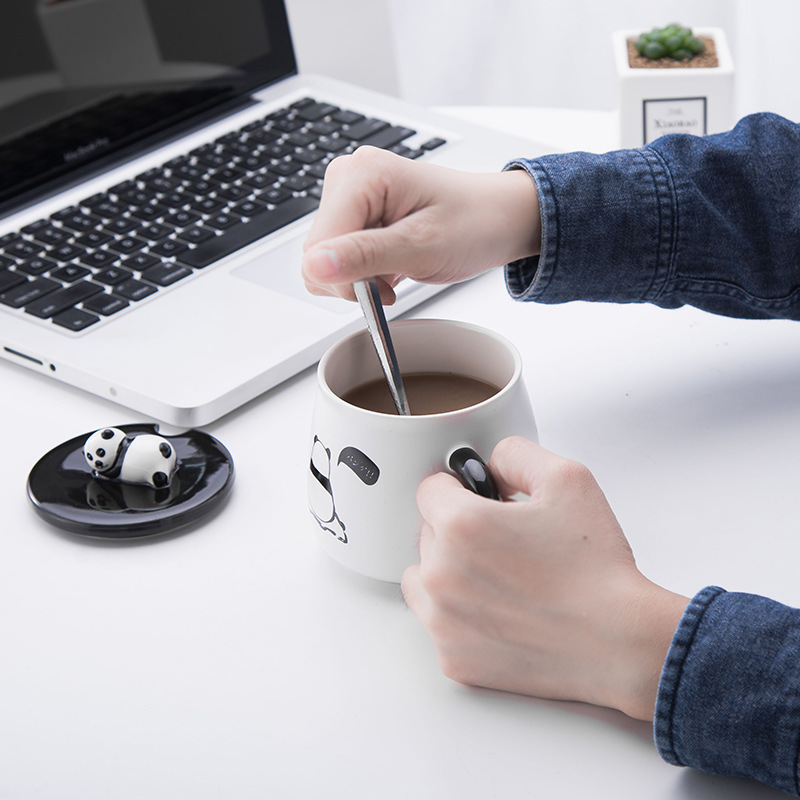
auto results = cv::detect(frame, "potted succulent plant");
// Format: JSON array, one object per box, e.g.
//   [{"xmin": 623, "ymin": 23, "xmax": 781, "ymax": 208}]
[{"xmin": 613, "ymin": 23, "xmax": 735, "ymax": 148}]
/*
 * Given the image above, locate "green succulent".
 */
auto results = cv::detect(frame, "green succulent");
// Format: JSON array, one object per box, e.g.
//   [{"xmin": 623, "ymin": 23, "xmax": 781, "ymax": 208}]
[{"xmin": 634, "ymin": 23, "xmax": 705, "ymax": 61}]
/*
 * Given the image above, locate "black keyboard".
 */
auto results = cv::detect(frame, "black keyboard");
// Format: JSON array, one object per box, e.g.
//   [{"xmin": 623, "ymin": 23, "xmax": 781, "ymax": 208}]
[{"xmin": 0, "ymin": 97, "xmax": 447, "ymax": 332}]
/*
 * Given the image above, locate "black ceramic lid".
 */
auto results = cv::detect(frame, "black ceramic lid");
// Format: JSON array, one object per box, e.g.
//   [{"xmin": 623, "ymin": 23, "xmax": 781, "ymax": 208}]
[{"xmin": 27, "ymin": 423, "xmax": 234, "ymax": 539}]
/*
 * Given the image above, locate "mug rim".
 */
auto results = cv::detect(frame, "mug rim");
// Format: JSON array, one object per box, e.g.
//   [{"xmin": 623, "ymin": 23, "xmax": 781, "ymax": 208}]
[{"xmin": 317, "ymin": 318, "xmax": 524, "ymax": 419}]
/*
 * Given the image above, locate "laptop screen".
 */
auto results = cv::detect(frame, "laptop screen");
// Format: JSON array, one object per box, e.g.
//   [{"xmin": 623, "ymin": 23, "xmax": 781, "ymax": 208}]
[{"xmin": 0, "ymin": 0, "xmax": 297, "ymax": 216}]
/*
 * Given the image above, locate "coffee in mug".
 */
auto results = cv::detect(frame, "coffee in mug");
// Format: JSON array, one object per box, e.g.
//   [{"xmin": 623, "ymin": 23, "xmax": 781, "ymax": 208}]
[{"xmin": 341, "ymin": 372, "xmax": 499, "ymax": 415}]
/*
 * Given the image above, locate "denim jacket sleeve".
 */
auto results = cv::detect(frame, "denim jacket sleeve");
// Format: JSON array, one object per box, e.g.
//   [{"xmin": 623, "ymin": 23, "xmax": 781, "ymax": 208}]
[
  {"xmin": 504, "ymin": 112, "xmax": 800, "ymax": 320},
  {"xmin": 504, "ymin": 114, "xmax": 800, "ymax": 793},
  {"xmin": 656, "ymin": 587, "xmax": 800, "ymax": 796}
]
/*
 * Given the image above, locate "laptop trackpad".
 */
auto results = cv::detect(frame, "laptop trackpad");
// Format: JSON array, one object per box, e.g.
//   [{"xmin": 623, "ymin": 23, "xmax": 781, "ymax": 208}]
[{"xmin": 231, "ymin": 237, "xmax": 353, "ymax": 314}]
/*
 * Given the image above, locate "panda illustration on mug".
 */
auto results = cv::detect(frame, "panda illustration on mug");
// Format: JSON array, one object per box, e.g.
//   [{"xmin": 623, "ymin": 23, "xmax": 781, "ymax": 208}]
[{"xmin": 308, "ymin": 435, "xmax": 380, "ymax": 544}]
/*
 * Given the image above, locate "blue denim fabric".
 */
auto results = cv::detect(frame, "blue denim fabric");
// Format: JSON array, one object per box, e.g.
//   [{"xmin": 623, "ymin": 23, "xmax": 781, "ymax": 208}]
[
  {"xmin": 503, "ymin": 114, "xmax": 800, "ymax": 793},
  {"xmin": 505, "ymin": 113, "xmax": 800, "ymax": 320},
  {"xmin": 655, "ymin": 587, "xmax": 800, "ymax": 796}
]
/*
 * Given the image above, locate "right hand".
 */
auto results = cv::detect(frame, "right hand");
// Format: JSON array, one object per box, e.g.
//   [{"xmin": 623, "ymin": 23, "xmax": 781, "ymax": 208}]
[{"xmin": 302, "ymin": 146, "xmax": 541, "ymax": 304}]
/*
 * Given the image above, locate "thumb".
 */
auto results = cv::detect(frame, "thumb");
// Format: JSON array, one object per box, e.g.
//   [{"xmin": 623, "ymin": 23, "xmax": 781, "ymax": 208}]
[
  {"xmin": 303, "ymin": 226, "xmax": 394, "ymax": 284},
  {"xmin": 303, "ymin": 215, "xmax": 434, "ymax": 292},
  {"xmin": 487, "ymin": 436, "xmax": 559, "ymax": 499}
]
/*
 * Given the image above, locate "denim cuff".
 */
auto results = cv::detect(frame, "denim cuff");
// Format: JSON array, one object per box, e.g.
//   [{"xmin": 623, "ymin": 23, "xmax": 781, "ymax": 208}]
[
  {"xmin": 655, "ymin": 586, "xmax": 800, "ymax": 796},
  {"xmin": 503, "ymin": 147, "xmax": 677, "ymax": 306}
]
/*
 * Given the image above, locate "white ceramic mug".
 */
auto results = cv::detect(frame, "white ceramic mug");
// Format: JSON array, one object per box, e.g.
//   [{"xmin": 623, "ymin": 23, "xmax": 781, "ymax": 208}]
[{"xmin": 308, "ymin": 319, "xmax": 538, "ymax": 582}]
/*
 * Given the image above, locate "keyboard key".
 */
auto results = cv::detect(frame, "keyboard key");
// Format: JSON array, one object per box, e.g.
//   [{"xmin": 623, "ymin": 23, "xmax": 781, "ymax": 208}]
[
  {"xmin": 286, "ymin": 131, "xmax": 317, "ymax": 148},
  {"xmin": 421, "ymin": 137, "xmax": 447, "ymax": 151},
  {"xmin": 175, "ymin": 226, "xmax": 216, "ymax": 244},
  {"xmin": 20, "ymin": 219, "xmax": 49, "ymax": 235},
  {"xmin": 6, "ymin": 239, "xmax": 43, "ymax": 260},
  {"xmin": 263, "ymin": 142, "xmax": 294, "ymax": 159},
  {"xmin": 283, "ymin": 174, "xmax": 317, "ymax": 193},
  {"xmin": 105, "ymin": 217, "xmax": 138, "ymax": 235},
  {"xmin": 83, "ymin": 293, "xmax": 130, "ymax": 316},
  {"xmin": 84, "ymin": 199, "xmax": 126, "ymax": 218},
  {"xmin": 343, "ymin": 117, "xmax": 389, "ymax": 141},
  {"xmin": 106, "ymin": 236, "xmax": 147, "ymax": 255},
  {"xmin": 119, "ymin": 187, "xmax": 157, "ymax": 206},
  {"xmin": 0, "ymin": 268, "xmax": 26, "ymax": 293},
  {"xmin": 59, "ymin": 212, "xmax": 99, "ymax": 233},
  {"xmin": 52, "ymin": 307, "xmax": 99, "ymax": 331},
  {"xmin": 297, "ymin": 101, "xmax": 339, "ymax": 121},
  {"xmin": 360, "ymin": 125, "xmax": 416, "ymax": 150},
  {"xmin": 259, "ymin": 187, "xmax": 292, "ymax": 205},
  {"xmin": 0, "ymin": 277, "xmax": 60, "ymax": 308},
  {"xmin": 214, "ymin": 167, "xmax": 246, "ymax": 184},
  {"xmin": 231, "ymin": 200, "xmax": 267, "ymax": 218},
  {"xmin": 309, "ymin": 121, "xmax": 339, "ymax": 136},
  {"xmin": 128, "ymin": 204, "xmax": 162, "ymax": 222},
  {"xmin": 96, "ymin": 266, "xmax": 135, "ymax": 285},
  {"xmin": 122, "ymin": 253, "xmax": 160, "ymax": 271},
  {"xmin": 50, "ymin": 265, "xmax": 91, "ymax": 282},
  {"xmin": 217, "ymin": 185, "xmax": 251, "ymax": 203},
  {"xmin": 136, "ymin": 223, "xmax": 173, "ymax": 242},
  {"xmin": 25, "ymin": 280, "xmax": 103, "ymax": 318},
  {"xmin": 79, "ymin": 250, "xmax": 117, "ymax": 269},
  {"xmin": 270, "ymin": 160, "xmax": 303, "ymax": 177},
  {"xmin": 332, "ymin": 109, "xmax": 365, "ymax": 125},
  {"xmin": 31, "ymin": 226, "xmax": 70, "ymax": 246},
  {"xmin": 76, "ymin": 230, "xmax": 113, "ymax": 248},
  {"xmin": 205, "ymin": 213, "xmax": 238, "ymax": 231},
  {"xmin": 294, "ymin": 147, "xmax": 326, "ymax": 165},
  {"xmin": 179, "ymin": 195, "xmax": 318, "ymax": 268},
  {"xmin": 163, "ymin": 211, "xmax": 200, "ymax": 229},
  {"xmin": 19, "ymin": 256, "xmax": 57, "ymax": 276},
  {"xmin": 141, "ymin": 263, "xmax": 192, "ymax": 286},
  {"xmin": 316, "ymin": 135, "xmax": 350, "ymax": 153},
  {"xmin": 272, "ymin": 116, "xmax": 305, "ymax": 133},
  {"xmin": 190, "ymin": 197, "xmax": 226, "ymax": 214},
  {"xmin": 50, "ymin": 243, "xmax": 83, "ymax": 263},
  {"xmin": 114, "ymin": 278, "xmax": 158, "ymax": 301},
  {"xmin": 242, "ymin": 173, "xmax": 277, "ymax": 190},
  {"xmin": 150, "ymin": 239, "xmax": 188, "ymax": 257},
  {"xmin": 390, "ymin": 144, "xmax": 424, "ymax": 160}
]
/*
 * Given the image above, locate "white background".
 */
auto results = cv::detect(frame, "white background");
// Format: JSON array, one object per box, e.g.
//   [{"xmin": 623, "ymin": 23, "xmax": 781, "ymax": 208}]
[{"xmin": 287, "ymin": 0, "xmax": 799, "ymax": 125}]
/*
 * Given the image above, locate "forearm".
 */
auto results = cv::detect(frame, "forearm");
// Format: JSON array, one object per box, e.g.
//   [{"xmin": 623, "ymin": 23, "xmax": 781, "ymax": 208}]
[{"xmin": 506, "ymin": 113, "xmax": 800, "ymax": 320}]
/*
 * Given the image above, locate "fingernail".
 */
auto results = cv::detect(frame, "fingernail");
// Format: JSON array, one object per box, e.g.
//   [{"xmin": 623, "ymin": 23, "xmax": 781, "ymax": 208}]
[{"xmin": 307, "ymin": 247, "xmax": 340, "ymax": 278}]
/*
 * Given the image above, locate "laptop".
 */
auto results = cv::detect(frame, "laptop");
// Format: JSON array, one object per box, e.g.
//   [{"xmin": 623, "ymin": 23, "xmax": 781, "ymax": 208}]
[{"xmin": 0, "ymin": 0, "xmax": 545, "ymax": 427}]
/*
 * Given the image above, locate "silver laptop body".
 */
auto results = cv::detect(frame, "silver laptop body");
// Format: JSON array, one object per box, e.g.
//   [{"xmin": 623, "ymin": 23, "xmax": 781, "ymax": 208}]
[{"xmin": 0, "ymin": 1, "xmax": 543, "ymax": 426}]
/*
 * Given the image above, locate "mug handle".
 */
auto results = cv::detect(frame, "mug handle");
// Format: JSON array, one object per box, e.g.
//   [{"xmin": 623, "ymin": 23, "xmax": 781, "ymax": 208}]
[{"xmin": 448, "ymin": 447, "xmax": 500, "ymax": 500}]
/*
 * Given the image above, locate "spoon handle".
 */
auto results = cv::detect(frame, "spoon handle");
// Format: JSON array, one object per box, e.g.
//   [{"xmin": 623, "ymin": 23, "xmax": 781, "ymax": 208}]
[{"xmin": 354, "ymin": 280, "xmax": 410, "ymax": 415}]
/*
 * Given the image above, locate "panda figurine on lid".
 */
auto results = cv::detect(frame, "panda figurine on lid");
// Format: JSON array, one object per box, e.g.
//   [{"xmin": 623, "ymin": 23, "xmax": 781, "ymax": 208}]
[{"xmin": 84, "ymin": 427, "xmax": 177, "ymax": 488}]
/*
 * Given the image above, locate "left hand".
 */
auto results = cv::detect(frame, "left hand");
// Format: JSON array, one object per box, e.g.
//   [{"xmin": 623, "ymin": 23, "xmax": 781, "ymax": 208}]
[{"xmin": 401, "ymin": 436, "xmax": 688, "ymax": 721}]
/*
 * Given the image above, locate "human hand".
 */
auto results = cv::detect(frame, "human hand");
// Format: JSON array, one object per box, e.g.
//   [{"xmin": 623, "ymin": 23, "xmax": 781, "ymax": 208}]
[
  {"xmin": 402, "ymin": 436, "xmax": 689, "ymax": 721},
  {"xmin": 302, "ymin": 146, "xmax": 541, "ymax": 303}
]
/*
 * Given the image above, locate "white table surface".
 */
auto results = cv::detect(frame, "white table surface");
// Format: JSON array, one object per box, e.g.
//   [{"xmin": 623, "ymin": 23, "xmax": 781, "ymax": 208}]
[{"xmin": 2, "ymin": 107, "xmax": 797, "ymax": 799}]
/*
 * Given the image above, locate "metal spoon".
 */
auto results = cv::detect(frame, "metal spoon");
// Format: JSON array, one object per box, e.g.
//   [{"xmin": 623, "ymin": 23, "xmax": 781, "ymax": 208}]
[{"xmin": 353, "ymin": 279, "xmax": 410, "ymax": 415}]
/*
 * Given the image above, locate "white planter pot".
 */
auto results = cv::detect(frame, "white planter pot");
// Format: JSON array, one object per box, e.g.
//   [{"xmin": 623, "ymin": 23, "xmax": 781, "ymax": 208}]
[{"xmin": 613, "ymin": 27, "xmax": 735, "ymax": 148}]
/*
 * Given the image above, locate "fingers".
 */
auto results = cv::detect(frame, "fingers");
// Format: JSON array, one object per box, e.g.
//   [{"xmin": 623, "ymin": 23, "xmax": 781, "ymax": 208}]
[
  {"xmin": 303, "ymin": 147, "xmax": 402, "ymax": 248},
  {"xmin": 302, "ymin": 147, "xmax": 423, "ymax": 299},
  {"xmin": 487, "ymin": 436, "xmax": 564, "ymax": 499},
  {"xmin": 416, "ymin": 470, "xmax": 478, "ymax": 529}
]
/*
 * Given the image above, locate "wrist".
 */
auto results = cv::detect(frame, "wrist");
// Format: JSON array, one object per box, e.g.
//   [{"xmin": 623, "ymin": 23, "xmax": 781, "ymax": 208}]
[
  {"xmin": 487, "ymin": 169, "xmax": 541, "ymax": 264},
  {"xmin": 606, "ymin": 577, "xmax": 689, "ymax": 721}
]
